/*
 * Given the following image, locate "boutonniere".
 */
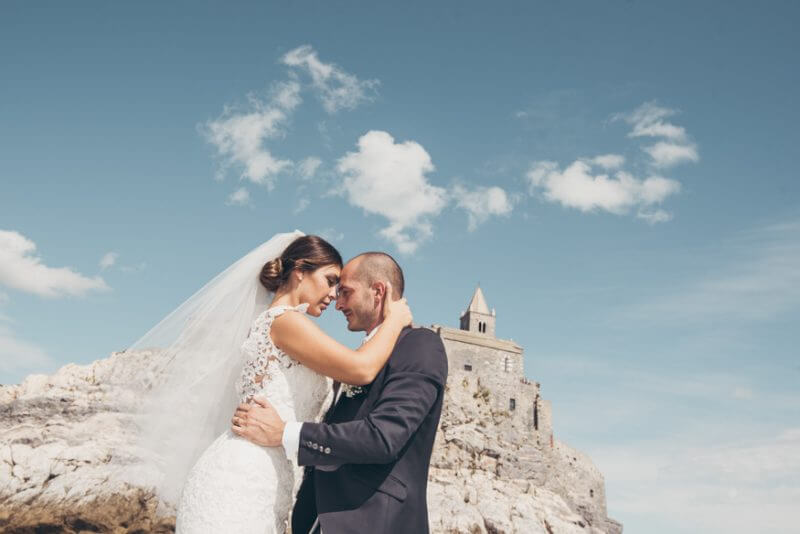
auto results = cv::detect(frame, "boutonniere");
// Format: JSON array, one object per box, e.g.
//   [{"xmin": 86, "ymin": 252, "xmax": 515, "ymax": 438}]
[{"xmin": 341, "ymin": 384, "xmax": 370, "ymax": 398}]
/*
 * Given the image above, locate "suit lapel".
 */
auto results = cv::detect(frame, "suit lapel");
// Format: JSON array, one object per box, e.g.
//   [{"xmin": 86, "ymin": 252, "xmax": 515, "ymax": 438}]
[{"xmin": 352, "ymin": 327, "xmax": 413, "ymax": 420}]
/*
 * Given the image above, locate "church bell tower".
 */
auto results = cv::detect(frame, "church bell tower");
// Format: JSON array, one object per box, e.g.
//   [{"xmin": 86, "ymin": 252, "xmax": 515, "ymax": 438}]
[{"xmin": 460, "ymin": 285, "xmax": 496, "ymax": 337}]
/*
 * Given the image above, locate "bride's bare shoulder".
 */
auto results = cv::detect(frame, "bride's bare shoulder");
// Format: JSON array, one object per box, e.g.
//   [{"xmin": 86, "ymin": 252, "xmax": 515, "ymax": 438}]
[{"xmin": 270, "ymin": 309, "xmax": 319, "ymax": 348}]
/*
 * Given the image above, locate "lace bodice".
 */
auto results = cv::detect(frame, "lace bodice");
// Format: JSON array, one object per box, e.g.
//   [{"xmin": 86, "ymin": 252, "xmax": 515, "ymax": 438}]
[
  {"xmin": 235, "ymin": 303, "xmax": 310, "ymax": 402},
  {"xmin": 176, "ymin": 302, "xmax": 332, "ymax": 533}
]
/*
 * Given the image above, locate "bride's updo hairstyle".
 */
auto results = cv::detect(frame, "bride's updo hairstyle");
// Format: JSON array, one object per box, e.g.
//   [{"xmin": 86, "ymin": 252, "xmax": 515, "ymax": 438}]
[{"xmin": 259, "ymin": 235, "xmax": 343, "ymax": 292}]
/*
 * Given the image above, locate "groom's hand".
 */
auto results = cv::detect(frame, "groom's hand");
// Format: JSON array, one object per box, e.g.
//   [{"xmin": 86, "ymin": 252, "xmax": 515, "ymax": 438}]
[{"xmin": 231, "ymin": 397, "xmax": 285, "ymax": 447}]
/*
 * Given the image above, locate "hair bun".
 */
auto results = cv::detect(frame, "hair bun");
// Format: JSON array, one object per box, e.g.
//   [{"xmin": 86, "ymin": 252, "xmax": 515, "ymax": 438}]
[{"xmin": 259, "ymin": 258, "xmax": 284, "ymax": 292}]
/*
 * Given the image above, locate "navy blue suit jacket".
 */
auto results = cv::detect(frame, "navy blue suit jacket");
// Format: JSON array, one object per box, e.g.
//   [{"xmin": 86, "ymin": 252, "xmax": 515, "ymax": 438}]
[{"xmin": 291, "ymin": 327, "xmax": 448, "ymax": 534}]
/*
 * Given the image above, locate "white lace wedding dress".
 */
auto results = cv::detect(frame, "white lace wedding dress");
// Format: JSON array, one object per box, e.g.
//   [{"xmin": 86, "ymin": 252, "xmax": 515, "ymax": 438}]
[{"xmin": 175, "ymin": 303, "xmax": 331, "ymax": 533}]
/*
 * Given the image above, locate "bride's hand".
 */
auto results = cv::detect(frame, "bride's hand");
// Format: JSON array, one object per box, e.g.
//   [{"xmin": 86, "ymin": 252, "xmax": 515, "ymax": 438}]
[{"xmin": 382, "ymin": 281, "xmax": 412, "ymax": 327}]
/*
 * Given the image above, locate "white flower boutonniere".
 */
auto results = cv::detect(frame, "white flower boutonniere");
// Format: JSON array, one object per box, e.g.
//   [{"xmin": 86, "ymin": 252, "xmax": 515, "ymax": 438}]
[{"xmin": 341, "ymin": 384, "xmax": 369, "ymax": 398}]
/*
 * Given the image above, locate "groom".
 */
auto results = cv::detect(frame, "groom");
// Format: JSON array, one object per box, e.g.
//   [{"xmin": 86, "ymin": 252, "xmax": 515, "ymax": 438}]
[{"xmin": 234, "ymin": 252, "xmax": 448, "ymax": 534}]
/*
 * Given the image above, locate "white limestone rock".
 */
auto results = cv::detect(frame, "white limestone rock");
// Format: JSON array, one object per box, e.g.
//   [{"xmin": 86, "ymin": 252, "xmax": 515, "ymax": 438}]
[{"xmin": 1, "ymin": 347, "xmax": 622, "ymax": 533}]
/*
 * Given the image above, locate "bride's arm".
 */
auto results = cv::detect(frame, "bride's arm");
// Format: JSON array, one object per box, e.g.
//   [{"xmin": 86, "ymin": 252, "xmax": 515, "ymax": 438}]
[{"xmin": 270, "ymin": 296, "xmax": 412, "ymax": 386}]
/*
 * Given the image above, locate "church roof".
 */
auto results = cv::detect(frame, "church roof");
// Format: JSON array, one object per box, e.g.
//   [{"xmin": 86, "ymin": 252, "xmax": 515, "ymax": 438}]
[{"xmin": 466, "ymin": 286, "xmax": 491, "ymax": 315}]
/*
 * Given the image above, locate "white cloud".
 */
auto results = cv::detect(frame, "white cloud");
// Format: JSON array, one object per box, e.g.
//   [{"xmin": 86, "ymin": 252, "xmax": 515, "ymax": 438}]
[
  {"xmin": 226, "ymin": 187, "xmax": 252, "ymax": 207},
  {"xmin": 282, "ymin": 45, "xmax": 378, "ymax": 114},
  {"xmin": 297, "ymin": 156, "xmax": 322, "ymax": 180},
  {"xmin": 636, "ymin": 208, "xmax": 673, "ymax": 224},
  {"xmin": 620, "ymin": 101, "xmax": 687, "ymax": 141},
  {"xmin": 336, "ymin": 130, "xmax": 447, "ymax": 254},
  {"xmin": 644, "ymin": 140, "xmax": 699, "ymax": 168},
  {"xmin": 0, "ymin": 230, "xmax": 109, "ymax": 298},
  {"xmin": 203, "ymin": 80, "xmax": 300, "ymax": 189},
  {"xmin": 526, "ymin": 160, "xmax": 680, "ymax": 217},
  {"xmin": 590, "ymin": 154, "xmax": 625, "ymax": 169},
  {"xmin": 99, "ymin": 252, "xmax": 119, "ymax": 270},
  {"xmin": 452, "ymin": 184, "xmax": 514, "ymax": 231},
  {"xmin": 733, "ymin": 386, "xmax": 755, "ymax": 400},
  {"xmin": 293, "ymin": 197, "xmax": 310, "ymax": 214}
]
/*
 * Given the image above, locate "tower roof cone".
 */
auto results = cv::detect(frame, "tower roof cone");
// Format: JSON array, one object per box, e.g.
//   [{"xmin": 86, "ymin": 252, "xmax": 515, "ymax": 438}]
[{"xmin": 466, "ymin": 286, "xmax": 491, "ymax": 315}]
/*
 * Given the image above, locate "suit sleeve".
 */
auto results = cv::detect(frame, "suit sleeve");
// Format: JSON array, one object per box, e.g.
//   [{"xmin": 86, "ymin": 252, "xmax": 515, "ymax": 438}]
[{"xmin": 297, "ymin": 329, "xmax": 448, "ymax": 466}]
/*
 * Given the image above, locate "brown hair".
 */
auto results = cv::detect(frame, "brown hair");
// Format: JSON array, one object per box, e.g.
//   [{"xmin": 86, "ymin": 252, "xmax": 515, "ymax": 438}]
[{"xmin": 259, "ymin": 235, "xmax": 343, "ymax": 292}]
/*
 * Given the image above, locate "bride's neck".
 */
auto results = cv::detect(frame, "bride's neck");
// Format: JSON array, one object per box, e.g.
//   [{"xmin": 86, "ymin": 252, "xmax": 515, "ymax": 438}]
[{"xmin": 269, "ymin": 288, "xmax": 300, "ymax": 308}]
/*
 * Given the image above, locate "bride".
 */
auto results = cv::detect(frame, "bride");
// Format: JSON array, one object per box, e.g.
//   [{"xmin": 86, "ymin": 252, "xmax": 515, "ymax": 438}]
[{"xmin": 130, "ymin": 231, "xmax": 411, "ymax": 533}]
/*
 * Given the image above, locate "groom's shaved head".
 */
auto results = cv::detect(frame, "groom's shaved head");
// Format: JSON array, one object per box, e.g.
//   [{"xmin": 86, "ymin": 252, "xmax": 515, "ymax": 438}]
[{"xmin": 351, "ymin": 252, "xmax": 405, "ymax": 298}]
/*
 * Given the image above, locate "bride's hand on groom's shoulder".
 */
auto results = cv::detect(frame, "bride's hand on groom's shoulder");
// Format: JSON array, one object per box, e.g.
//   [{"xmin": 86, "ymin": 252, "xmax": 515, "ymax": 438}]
[
  {"xmin": 383, "ymin": 281, "xmax": 412, "ymax": 327},
  {"xmin": 231, "ymin": 397, "xmax": 285, "ymax": 447}
]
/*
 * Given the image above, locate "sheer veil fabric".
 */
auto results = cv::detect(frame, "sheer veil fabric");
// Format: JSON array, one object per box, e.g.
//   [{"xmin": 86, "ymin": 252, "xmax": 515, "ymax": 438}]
[{"xmin": 127, "ymin": 230, "xmax": 303, "ymax": 506}]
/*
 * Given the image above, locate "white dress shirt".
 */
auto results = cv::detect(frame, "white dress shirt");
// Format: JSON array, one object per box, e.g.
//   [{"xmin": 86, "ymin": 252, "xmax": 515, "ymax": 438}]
[{"xmin": 281, "ymin": 325, "xmax": 381, "ymax": 464}]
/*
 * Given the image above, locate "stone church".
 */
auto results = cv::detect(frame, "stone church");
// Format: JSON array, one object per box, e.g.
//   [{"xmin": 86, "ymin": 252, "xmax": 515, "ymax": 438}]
[
  {"xmin": 434, "ymin": 286, "xmax": 552, "ymax": 443},
  {"xmin": 425, "ymin": 286, "xmax": 623, "ymax": 533}
]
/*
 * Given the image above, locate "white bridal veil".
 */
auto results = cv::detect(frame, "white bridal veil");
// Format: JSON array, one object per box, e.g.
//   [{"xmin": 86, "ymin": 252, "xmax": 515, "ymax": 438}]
[{"xmin": 129, "ymin": 230, "xmax": 303, "ymax": 506}]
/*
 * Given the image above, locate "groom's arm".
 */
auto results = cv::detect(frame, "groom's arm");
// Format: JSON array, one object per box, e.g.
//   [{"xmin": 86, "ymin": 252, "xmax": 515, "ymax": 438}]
[{"xmin": 295, "ymin": 328, "xmax": 447, "ymax": 467}]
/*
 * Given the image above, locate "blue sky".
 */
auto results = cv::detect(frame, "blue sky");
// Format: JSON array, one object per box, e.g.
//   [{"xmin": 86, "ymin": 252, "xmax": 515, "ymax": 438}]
[{"xmin": 1, "ymin": 2, "xmax": 798, "ymax": 532}]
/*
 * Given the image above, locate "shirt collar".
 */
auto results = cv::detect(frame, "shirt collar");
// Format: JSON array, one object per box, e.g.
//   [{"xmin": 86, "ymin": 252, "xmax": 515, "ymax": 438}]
[{"xmin": 362, "ymin": 323, "xmax": 381, "ymax": 345}]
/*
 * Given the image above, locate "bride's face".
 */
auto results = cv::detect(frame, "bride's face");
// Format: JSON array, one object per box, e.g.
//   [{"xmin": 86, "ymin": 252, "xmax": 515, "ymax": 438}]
[{"xmin": 297, "ymin": 264, "xmax": 341, "ymax": 317}]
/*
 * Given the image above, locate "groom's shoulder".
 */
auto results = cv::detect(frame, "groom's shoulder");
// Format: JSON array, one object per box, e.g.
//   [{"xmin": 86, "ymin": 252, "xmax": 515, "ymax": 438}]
[{"xmin": 390, "ymin": 327, "xmax": 448, "ymax": 380}]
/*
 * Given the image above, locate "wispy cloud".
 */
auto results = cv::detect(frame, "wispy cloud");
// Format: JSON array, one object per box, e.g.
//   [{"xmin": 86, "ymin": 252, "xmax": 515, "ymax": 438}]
[
  {"xmin": 451, "ymin": 183, "xmax": 514, "ymax": 231},
  {"xmin": 293, "ymin": 197, "xmax": 310, "ymax": 214},
  {"xmin": 629, "ymin": 218, "xmax": 800, "ymax": 323},
  {"xmin": 0, "ymin": 230, "xmax": 109, "ymax": 298},
  {"xmin": 203, "ymin": 80, "xmax": 300, "ymax": 189},
  {"xmin": 0, "ymin": 323, "xmax": 56, "ymax": 378},
  {"xmin": 616, "ymin": 101, "xmax": 699, "ymax": 168},
  {"xmin": 282, "ymin": 45, "xmax": 378, "ymax": 114},
  {"xmin": 120, "ymin": 261, "xmax": 147, "ymax": 274},
  {"xmin": 225, "ymin": 187, "xmax": 252, "ymax": 207},
  {"xmin": 336, "ymin": 130, "xmax": 447, "ymax": 254},
  {"xmin": 297, "ymin": 156, "xmax": 322, "ymax": 180},
  {"xmin": 317, "ymin": 227, "xmax": 344, "ymax": 242},
  {"xmin": 596, "ymin": 428, "xmax": 800, "ymax": 534},
  {"xmin": 99, "ymin": 252, "xmax": 119, "ymax": 270}
]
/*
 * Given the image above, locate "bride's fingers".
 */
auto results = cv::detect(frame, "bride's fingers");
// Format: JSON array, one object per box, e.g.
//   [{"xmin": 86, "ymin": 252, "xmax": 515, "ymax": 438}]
[
  {"xmin": 252, "ymin": 397, "xmax": 272, "ymax": 410},
  {"xmin": 385, "ymin": 280, "xmax": 393, "ymax": 299}
]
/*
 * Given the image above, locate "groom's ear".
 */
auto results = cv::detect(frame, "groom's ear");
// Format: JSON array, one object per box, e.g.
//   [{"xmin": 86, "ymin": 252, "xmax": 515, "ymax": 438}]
[{"xmin": 371, "ymin": 281, "xmax": 387, "ymax": 302}]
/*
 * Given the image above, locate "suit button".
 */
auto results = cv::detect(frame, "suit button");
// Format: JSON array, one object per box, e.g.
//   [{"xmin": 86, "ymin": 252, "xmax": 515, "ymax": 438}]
[
  {"xmin": 324, "ymin": 447, "xmax": 331, "ymax": 454},
  {"xmin": 312, "ymin": 443, "xmax": 319, "ymax": 450}
]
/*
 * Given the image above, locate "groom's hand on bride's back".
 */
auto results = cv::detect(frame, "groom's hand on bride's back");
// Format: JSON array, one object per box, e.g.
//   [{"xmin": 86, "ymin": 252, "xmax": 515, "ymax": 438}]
[{"xmin": 231, "ymin": 397, "xmax": 285, "ymax": 447}]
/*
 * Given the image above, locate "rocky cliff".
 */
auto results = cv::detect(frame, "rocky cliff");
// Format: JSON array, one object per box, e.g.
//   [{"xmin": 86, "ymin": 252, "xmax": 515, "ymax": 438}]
[{"xmin": 0, "ymin": 349, "xmax": 621, "ymax": 533}]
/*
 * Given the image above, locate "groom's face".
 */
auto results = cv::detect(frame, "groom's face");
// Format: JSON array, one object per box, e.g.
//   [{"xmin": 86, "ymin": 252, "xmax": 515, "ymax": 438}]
[{"xmin": 335, "ymin": 259, "xmax": 380, "ymax": 332}]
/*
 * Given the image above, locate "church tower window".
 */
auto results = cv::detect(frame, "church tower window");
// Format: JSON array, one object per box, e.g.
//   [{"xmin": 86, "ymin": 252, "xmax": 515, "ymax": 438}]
[{"xmin": 509, "ymin": 398, "xmax": 516, "ymax": 411}]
